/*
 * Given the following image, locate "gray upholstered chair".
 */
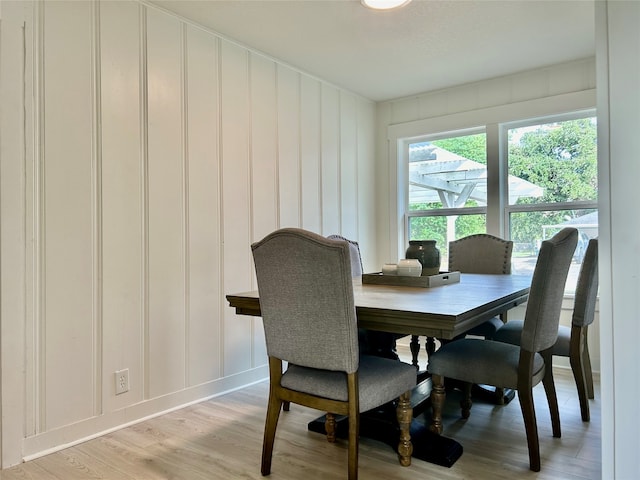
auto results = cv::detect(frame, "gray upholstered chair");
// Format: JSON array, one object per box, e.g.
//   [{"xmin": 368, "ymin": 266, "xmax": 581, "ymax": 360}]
[
  {"xmin": 427, "ymin": 227, "xmax": 578, "ymax": 472},
  {"xmin": 449, "ymin": 233, "xmax": 514, "ymax": 338},
  {"xmin": 252, "ymin": 228, "xmax": 416, "ymax": 479},
  {"xmin": 493, "ymin": 238, "xmax": 598, "ymax": 421},
  {"xmin": 410, "ymin": 234, "xmax": 513, "ymax": 369},
  {"xmin": 327, "ymin": 234, "xmax": 363, "ymax": 277},
  {"xmin": 328, "ymin": 234, "xmax": 402, "ymax": 360}
]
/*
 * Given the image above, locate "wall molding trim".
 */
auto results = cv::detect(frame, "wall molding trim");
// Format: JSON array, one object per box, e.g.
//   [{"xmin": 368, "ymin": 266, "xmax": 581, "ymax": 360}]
[{"xmin": 22, "ymin": 366, "xmax": 268, "ymax": 461}]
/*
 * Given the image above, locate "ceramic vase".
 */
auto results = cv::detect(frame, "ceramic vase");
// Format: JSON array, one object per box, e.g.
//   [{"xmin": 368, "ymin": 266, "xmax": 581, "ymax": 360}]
[{"xmin": 405, "ymin": 240, "xmax": 440, "ymax": 276}]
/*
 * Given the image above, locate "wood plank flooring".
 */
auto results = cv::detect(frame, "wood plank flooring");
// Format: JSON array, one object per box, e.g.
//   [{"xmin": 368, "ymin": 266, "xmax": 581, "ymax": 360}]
[{"xmin": 1, "ymin": 366, "xmax": 600, "ymax": 479}]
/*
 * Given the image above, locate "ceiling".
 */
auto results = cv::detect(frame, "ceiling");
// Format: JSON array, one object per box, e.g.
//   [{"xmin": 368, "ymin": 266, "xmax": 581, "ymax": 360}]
[{"xmin": 148, "ymin": 0, "xmax": 596, "ymax": 102}]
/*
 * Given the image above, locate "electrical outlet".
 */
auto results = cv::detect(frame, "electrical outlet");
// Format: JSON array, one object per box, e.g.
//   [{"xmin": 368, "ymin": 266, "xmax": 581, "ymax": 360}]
[{"xmin": 115, "ymin": 368, "xmax": 129, "ymax": 395}]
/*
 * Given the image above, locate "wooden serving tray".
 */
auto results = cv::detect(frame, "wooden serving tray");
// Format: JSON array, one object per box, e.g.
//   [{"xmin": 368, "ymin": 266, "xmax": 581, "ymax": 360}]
[{"xmin": 362, "ymin": 271, "xmax": 460, "ymax": 288}]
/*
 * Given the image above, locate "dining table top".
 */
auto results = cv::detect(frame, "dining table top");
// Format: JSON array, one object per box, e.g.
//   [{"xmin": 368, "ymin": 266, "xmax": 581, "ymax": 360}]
[{"xmin": 226, "ymin": 273, "xmax": 531, "ymax": 340}]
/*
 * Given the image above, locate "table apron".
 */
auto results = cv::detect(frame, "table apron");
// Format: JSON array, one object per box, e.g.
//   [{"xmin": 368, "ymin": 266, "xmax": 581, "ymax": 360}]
[
  {"xmin": 226, "ymin": 292, "xmax": 528, "ymax": 340},
  {"xmin": 356, "ymin": 293, "xmax": 527, "ymax": 340}
]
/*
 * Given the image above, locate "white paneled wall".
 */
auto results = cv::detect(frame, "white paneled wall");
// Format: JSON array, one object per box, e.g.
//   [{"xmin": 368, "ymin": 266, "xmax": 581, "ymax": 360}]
[
  {"xmin": 300, "ymin": 76, "xmax": 322, "ymax": 232},
  {"xmin": 0, "ymin": 0, "xmax": 375, "ymax": 465},
  {"xmin": 321, "ymin": 84, "xmax": 341, "ymax": 235},
  {"xmin": 185, "ymin": 24, "xmax": 222, "ymax": 387},
  {"xmin": 42, "ymin": 0, "xmax": 97, "ymax": 431},
  {"xmin": 340, "ymin": 93, "xmax": 359, "ymax": 240},
  {"xmin": 276, "ymin": 65, "xmax": 302, "ymax": 228},
  {"xmin": 100, "ymin": 0, "xmax": 145, "ymax": 413},
  {"xmin": 146, "ymin": 5, "xmax": 186, "ymax": 400}
]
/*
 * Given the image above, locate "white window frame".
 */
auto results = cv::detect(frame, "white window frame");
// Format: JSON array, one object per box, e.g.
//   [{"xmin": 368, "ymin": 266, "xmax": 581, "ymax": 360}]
[
  {"xmin": 387, "ymin": 90, "xmax": 596, "ymax": 262},
  {"xmin": 405, "ymin": 127, "xmax": 488, "ymax": 243},
  {"xmin": 502, "ymin": 112, "xmax": 599, "ymax": 231}
]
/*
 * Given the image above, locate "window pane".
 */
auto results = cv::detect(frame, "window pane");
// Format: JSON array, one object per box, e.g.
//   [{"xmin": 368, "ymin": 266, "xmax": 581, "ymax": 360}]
[
  {"xmin": 408, "ymin": 133, "xmax": 487, "ymax": 211},
  {"xmin": 508, "ymin": 118, "xmax": 598, "ymax": 206},
  {"xmin": 408, "ymin": 214, "xmax": 486, "ymax": 270},
  {"xmin": 510, "ymin": 209, "xmax": 598, "ymax": 293}
]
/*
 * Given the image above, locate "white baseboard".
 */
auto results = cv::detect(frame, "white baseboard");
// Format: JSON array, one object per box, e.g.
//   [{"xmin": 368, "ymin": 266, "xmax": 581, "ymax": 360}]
[{"xmin": 22, "ymin": 365, "xmax": 268, "ymax": 462}]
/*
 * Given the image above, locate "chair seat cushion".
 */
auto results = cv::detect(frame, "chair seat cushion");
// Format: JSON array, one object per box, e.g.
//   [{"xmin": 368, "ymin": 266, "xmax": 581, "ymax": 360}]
[
  {"xmin": 281, "ymin": 355, "xmax": 416, "ymax": 412},
  {"xmin": 491, "ymin": 320, "xmax": 524, "ymax": 345},
  {"xmin": 427, "ymin": 338, "xmax": 545, "ymax": 389},
  {"xmin": 553, "ymin": 325, "xmax": 571, "ymax": 356},
  {"xmin": 493, "ymin": 321, "xmax": 571, "ymax": 357},
  {"xmin": 464, "ymin": 316, "xmax": 504, "ymax": 339}
]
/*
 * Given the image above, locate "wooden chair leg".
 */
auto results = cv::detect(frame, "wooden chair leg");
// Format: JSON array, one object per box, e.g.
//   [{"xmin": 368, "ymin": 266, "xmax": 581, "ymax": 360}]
[
  {"xmin": 346, "ymin": 373, "xmax": 360, "ymax": 480},
  {"xmin": 571, "ymin": 356, "xmax": 591, "ymax": 421},
  {"xmin": 396, "ymin": 391, "xmax": 413, "ymax": 466},
  {"xmin": 325, "ymin": 412, "xmax": 337, "ymax": 443},
  {"xmin": 541, "ymin": 352, "xmax": 561, "ymax": 438},
  {"xmin": 571, "ymin": 326, "xmax": 592, "ymax": 420},
  {"xmin": 347, "ymin": 404, "xmax": 359, "ymax": 478},
  {"xmin": 582, "ymin": 329, "xmax": 595, "ymax": 399},
  {"xmin": 261, "ymin": 393, "xmax": 283, "ymax": 476},
  {"xmin": 460, "ymin": 381, "xmax": 472, "ymax": 419},
  {"xmin": 430, "ymin": 374, "xmax": 445, "ymax": 434},
  {"xmin": 347, "ymin": 413, "xmax": 359, "ymax": 480},
  {"xmin": 570, "ymin": 328, "xmax": 591, "ymax": 421},
  {"xmin": 517, "ymin": 386, "xmax": 541, "ymax": 472}
]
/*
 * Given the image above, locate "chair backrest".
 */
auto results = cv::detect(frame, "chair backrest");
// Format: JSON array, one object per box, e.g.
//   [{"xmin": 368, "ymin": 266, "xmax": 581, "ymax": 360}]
[
  {"xmin": 520, "ymin": 228, "xmax": 578, "ymax": 353},
  {"xmin": 251, "ymin": 228, "xmax": 359, "ymax": 373},
  {"xmin": 327, "ymin": 234, "xmax": 363, "ymax": 277},
  {"xmin": 572, "ymin": 238, "xmax": 599, "ymax": 328},
  {"xmin": 448, "ymin": 234, "xmax": 513, "ymax": 274}
]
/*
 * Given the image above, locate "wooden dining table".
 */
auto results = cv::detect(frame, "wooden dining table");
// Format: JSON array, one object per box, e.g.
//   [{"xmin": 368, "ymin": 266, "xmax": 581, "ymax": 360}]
[
  {"xmin": 226, "ymin": 273, "xmax": 531, "ymax": 467},
  {"xmin": 227, "ymin": 273, "xmax": 530, "ymax": 338}
]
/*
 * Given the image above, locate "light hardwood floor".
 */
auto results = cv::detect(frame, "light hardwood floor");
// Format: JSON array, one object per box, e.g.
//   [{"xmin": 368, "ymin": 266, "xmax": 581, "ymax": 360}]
[{"xmin": 1, "ymin": 364, "xmax": 600, "ymax": 480}]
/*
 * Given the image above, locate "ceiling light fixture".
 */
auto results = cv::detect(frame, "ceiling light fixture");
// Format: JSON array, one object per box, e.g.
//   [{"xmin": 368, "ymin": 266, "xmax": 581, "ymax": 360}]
[{"xmin": 361, "ymin": 0, "xmax": 412, "ymax": 10}]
